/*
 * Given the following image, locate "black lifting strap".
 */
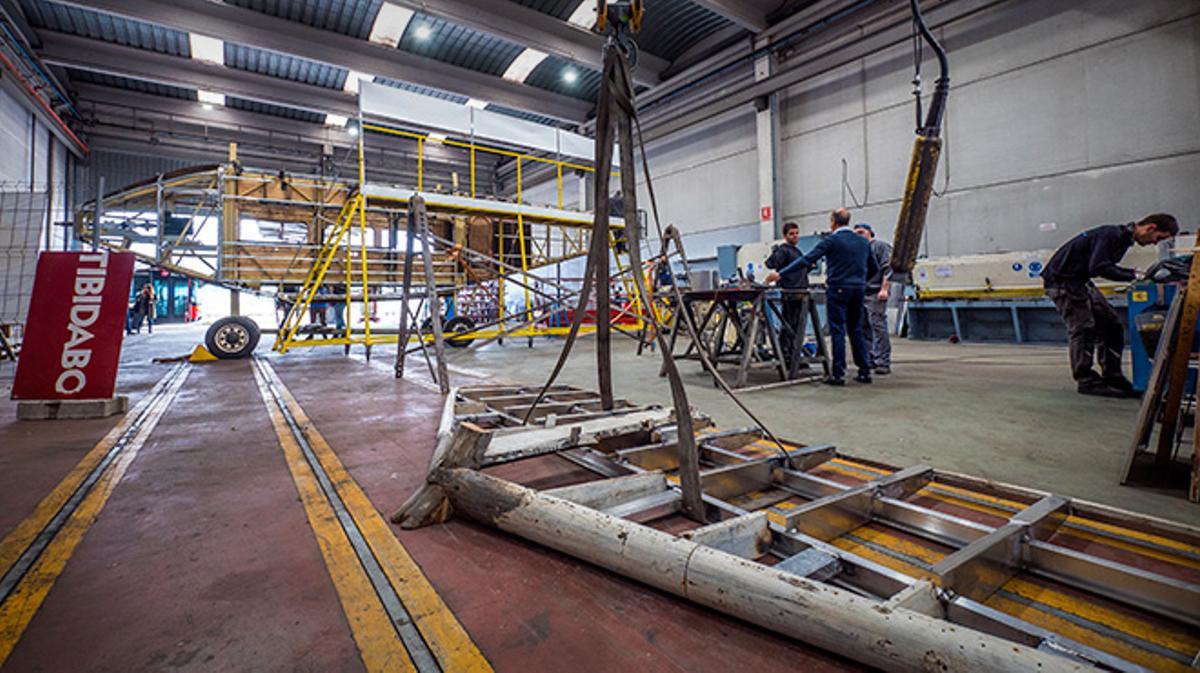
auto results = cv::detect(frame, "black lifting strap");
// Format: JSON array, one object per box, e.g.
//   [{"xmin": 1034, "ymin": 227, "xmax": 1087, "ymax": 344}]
[
  {"xmin": 526, "ymin": 41, "xmax": 797, "ymax": 520},
  {"xmin": 616, "ymin": 54, "xmax": 794, "ymax": 464}
]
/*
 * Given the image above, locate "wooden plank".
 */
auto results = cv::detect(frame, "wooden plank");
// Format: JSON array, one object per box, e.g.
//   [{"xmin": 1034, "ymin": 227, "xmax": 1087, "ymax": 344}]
[
  {"xmin": 481, "ymin": 409, "xmax": 673, "ymax": 465},
  {"xmin": 1156, "ymin": 254, "xmax": 1200, "ymax": 462},
  {"xmin": 544, "ymin": 472, "xmax": 668, "ymax": 510},
  {"xmin": 1121, "ymin": 289, "xmax": 1181, "ymax": 482}
]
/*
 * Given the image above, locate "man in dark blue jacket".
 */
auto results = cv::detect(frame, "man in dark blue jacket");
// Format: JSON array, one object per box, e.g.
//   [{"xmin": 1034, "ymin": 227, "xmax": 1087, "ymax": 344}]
[
  {"xmin": 1043, "ymin": 213, "xmax": 1177, "ymax": 397},
  {"xmin": 767, "ymin": 208, "xmax": 878, "ymax": 385}
]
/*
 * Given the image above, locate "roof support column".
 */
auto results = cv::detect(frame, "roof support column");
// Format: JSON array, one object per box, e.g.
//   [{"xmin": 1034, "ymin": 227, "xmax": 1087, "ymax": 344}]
[{"xmin": 754, "ymin": 36, "xmax": 781, "ymax": 243}]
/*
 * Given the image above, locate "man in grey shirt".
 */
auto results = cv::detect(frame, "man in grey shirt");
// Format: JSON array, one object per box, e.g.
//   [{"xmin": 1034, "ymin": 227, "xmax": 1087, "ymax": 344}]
[{"xmin": 854, "ymin": 224, "xmax": 892, "ymax": 374}]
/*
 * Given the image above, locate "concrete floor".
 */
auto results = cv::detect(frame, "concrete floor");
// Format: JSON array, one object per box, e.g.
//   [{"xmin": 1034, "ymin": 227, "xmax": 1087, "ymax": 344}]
[
  {"xmin": 1, "ymin": 323, "xmax": 1195, "ymax": 672},
  {"xmin": 438, "ymin": 332, "xmax": 1199, "ymax": 524},
  {"xmin": 0, "ymin": 325, "xmax": 862, "ymax": 672}
]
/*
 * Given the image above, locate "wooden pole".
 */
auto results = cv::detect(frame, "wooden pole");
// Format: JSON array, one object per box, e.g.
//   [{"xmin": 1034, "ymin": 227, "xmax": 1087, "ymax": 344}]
[
  {"xmin": 1155, "ymin": 254, "xmax": 1200, "ymax": 463},
  {"xmin": 434, "ymin": 468, "xmax": 1085, "ymax": 673}
]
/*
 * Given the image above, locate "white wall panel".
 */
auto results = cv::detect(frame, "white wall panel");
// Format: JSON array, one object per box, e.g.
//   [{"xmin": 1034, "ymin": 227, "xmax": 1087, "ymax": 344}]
[{"xmin": 0, "ymin": 87, "xmax": 30, "ymax": 186}]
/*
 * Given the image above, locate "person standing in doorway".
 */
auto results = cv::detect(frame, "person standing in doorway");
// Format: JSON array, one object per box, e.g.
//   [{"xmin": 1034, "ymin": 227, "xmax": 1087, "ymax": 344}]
[
  {"xmin": 854, "ymin": 224, "xmax": 892, "ymax": 375},
  {"xmin": 132, "ymin": 283, "xmax": 156, "ymax": 334},
  {"xmin": 766, "ymin": 208, "xmax": 877, "ymax": 385},
  {"xmin": 1042, "ymin": 213, "xmax": 1178, "ymax": 397}
]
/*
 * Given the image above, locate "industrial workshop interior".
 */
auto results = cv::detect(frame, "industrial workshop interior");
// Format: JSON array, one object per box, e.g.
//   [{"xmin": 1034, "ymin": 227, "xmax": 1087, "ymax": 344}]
[{"xmin": 1, "ymin": 0, "xmax": 1199, "ymax": 671}]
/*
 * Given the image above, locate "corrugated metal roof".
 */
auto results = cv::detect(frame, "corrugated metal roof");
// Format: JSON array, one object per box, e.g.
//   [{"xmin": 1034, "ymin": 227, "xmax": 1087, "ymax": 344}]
[
  {"xmin": 373, "ymin": 77, "xmax": 469, "ymax": 105},
  {"xmin": 224, "ymin": 43, "xmax": 348, "ymax": 90},
  {"xmin": 226, "ymin": 97, "xmax": 326, "ymax": 123},
  {"xmin": 634, "ymin": 0, "xmax": 735, "ymax": 61},
  {"xmin": 224, "ymin": 0, "xmax": 382, "ymax": 39},
  {"xmin": 485, "ymin": 104, "xmax": 575, "ymax": 130},
  {"xmin": 398, "ymin": 12, "xmax": 524, "ymax": 78},
  {"xmin": 18, "ymin": 0, "xmax": 190, "ymax": 56},
  {"xmin": 524, "ymin": 55, "xmax": 600, "ymax": 102},
  {"xmin": 68, "ymin": 69, "xmax": 196, "ymax": 100},
  {"xmin": 506, "ymin": 0, "xmax": 580, "ymax": 21}
]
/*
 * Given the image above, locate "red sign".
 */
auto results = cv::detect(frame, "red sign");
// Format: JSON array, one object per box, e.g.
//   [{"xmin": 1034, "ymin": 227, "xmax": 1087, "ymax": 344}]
[
  {"xmin": 760, "ymin": 205, "xmax": 772, "ymax": 221},
  {"xmin": 12, "ymin": 252, "xmax": 135, "ymax": 400}
]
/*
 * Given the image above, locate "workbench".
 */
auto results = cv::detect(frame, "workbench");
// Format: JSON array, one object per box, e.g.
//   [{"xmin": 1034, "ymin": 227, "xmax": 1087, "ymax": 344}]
[{"xmin": 664, "ymin": 287, "xmax": 829, "ymax": 390}]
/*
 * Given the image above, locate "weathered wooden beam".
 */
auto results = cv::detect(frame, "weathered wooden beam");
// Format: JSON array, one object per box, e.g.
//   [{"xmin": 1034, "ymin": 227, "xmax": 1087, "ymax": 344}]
[
  {"xmin": 603, "ymin": 490, "xmax": 682, "ymax": 523},
  {"xmin": 433, "ymin": 468, "xmax": 1086, "ymax": 673},
  {"xmin": 544, "ymin": 472, "xmax": 667, "ymax": 510},
  {"xmin": 481, "ymin": 408, "xmax": 672, "ymax": 465}
]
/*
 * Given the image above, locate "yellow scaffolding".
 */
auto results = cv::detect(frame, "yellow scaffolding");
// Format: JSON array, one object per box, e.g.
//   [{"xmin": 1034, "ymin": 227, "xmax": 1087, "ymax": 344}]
[{"xmin": 273, "ymin": 116, "xmax": 654, "ymax": 354}]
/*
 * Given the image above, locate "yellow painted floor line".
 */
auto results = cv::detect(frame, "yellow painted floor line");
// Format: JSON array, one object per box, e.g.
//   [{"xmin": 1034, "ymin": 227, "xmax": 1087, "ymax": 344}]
[
  {"xmin": 252, "ymin": 363, "xmax": 418, "ymax": 673},
  {"xmin": 255, "ymin": 360, "xmax": 491, "ymax": 673},
  {"xmin": 0, "ymin": 364, "xmax": 190, "ymax": 666},
  {"xmin": 0, "ymin": 367, "xmax": 179, "ymax": 581}
]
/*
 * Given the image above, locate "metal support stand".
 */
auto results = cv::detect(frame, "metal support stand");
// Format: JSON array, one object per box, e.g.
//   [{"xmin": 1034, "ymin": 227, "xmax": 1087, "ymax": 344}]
[{"xmin": 394, "ymin": 196, "xmax": 450, "ymax": 394}]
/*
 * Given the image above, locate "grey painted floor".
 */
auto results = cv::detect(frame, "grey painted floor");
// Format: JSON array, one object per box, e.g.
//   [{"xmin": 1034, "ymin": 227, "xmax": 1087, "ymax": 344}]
[{"xmin": 437, "ymin": 333, "xmax": 1198, "ymax": 525}]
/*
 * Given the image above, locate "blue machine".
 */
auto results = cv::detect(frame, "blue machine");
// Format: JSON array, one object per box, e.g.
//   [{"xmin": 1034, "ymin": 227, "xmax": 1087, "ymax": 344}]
[{"xmin": 1127, "ymin": 282, "xmax": 1197, "ymax": 393}]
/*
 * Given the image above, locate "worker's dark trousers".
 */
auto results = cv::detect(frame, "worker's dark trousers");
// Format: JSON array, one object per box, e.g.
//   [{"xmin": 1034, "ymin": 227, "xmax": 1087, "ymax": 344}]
[
  {"xmin": 781, "ymin": 298, "xmax": 805, "ymax": 367},
  {"xmin": 1045, "ymin": 283, "xmax": 1124, "ymax": 382},
  {"xmin": 825, "ymin": 285, "xmax": 871, "ymax": 379}
]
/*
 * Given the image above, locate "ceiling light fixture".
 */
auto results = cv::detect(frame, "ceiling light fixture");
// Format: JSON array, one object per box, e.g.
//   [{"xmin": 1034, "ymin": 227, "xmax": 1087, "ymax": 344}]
[
  {"xmin": 414, "ymin": 24, "xmax": 432, "ymax": 40},
  {"xmin": 465, "ymin": 98, "xmax": 488, "ymax": 109},
  {"xmin": 325, "ymin": 113, "xmax": 349, "ymax": 127},
  {"xmin": 562, "ymin": 69, "xmax": 578, "ymax": 84}
]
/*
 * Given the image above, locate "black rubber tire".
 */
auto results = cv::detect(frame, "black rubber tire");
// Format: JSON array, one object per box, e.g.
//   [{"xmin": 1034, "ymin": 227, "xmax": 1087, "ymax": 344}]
[
  {"xmin": 443, "ymin": 316, "xmax": 476, "ymax": 348},
  {"xmin": 205, "ymin": 316, "xmax": 261, "ymax": 360}
]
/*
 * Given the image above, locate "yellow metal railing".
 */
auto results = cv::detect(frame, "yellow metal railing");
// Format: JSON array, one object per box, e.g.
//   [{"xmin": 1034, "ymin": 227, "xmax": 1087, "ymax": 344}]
[{"xmin": 359, "ymin": 121, "xmax": 615, "ymax": 214}]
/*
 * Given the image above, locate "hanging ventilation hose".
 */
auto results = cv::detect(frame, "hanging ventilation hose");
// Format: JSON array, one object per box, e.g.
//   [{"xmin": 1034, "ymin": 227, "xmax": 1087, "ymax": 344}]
[{"xmin": 890, "ymin": 0, "xmax": 950, "ymax": 284}]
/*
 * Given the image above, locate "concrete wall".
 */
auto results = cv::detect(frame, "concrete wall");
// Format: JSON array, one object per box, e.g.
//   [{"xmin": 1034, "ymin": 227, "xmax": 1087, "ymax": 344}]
[
  {"xmin": 638, "ymin": 0, "xmax": 1200, "ymax": 259},
  {"xmin": 0, "ymin": 85, "xmax": 73, "ymax": 247},
  {"xmin": 634, "ymin": 110, "xmax": 762, "ymax": 255}
]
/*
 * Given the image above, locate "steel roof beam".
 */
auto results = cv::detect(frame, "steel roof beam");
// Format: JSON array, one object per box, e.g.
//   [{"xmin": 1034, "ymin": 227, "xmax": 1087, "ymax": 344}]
[
  {"xmin": 51, "ymin": 0, "xmax": 592, "ymax": 122},
  {"xmin": 689, "ymin": 0, "xmax": 773, "ymax": 33},
  {"xmin": 75, "ymin": 84, "xmax": 472, "ymax": 167},
  {"xmin": 40, "ymin": 32, "xmax": 361, "ymax": 118},
  {"xmin": 390, "ymin": 0, "xmax": 667, "ymax": 87}
]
